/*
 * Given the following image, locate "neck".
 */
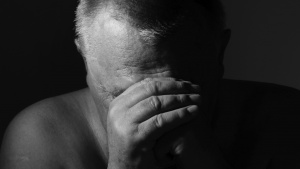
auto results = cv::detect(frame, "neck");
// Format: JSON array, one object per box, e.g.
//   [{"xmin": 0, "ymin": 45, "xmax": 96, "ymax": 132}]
[{"xmin": 86, "ymin": 74, "xmax": 110, "ymax": 162}]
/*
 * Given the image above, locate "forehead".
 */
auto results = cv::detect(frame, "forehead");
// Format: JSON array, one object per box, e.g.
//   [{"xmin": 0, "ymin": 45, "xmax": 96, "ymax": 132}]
[
  {"xmin": 86, "ymin": 4, "xmax": 219, "ymax": 96},
  {"xmin": 88, "ymin": 4, "xmax": 213, "ymax": 56},
  {"xmin": 85, "ymin": 3, "xmax": 219, "ymax": 84},
  {"xmin": 88, "ymin": 6, "xmax": 144, "ymax": 63}
]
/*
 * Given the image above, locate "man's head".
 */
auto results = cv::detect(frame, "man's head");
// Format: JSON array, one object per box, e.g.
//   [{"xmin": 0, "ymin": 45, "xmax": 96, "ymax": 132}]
[
  {"xmin": 74, "ymin": 0, "xmax": 230, "ymax": 117},
  {"xmin": 75, "ymin": 0, "xmax": 226, "ymax": 36}
]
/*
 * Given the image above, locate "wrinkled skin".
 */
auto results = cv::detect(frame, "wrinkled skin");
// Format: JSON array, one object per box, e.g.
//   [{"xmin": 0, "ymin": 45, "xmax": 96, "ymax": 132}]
[
  {"xmin": 76, "ymin": 1, "xmax": 229, "ymax": 169},
  {"xmin": 106, "ymin": 78, "xmax": 201, "ymax": 169}
]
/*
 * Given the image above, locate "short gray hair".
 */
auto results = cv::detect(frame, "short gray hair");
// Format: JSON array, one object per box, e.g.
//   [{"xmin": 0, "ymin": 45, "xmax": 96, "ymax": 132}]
[{"xmin": 75, "ymin": 0, "xmax": 226, "ymax": 43}]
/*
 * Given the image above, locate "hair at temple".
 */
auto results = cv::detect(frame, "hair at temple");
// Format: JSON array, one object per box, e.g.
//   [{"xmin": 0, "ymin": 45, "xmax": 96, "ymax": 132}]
[{"xmin": 75, "ymin": 0, "xmax": 226, "ymax": 43}]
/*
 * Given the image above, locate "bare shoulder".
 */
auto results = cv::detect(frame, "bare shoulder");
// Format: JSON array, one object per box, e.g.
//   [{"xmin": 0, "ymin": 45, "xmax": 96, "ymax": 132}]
[{"xmin": 0, "ymin": 88, "xmax": 95, "ymax": 169}]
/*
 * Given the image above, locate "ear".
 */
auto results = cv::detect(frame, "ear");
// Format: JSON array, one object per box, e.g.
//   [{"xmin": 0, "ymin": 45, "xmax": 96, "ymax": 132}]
[
  {"xmin": 218, "ymin": 29, "xmax": 231, "ymax": 78},
  {"xmin": 75, "ymin": 38, "xmax": 89, "ymax": 72},
  {"xmin": 75, "ymin": 38, "xmax": 85, "ymax": 56}
]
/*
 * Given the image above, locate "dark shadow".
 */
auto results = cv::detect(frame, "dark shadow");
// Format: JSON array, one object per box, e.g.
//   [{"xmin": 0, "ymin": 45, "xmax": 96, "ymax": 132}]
[{"xmin": 1, "ymin": 0, "xmax": 86, "ymax": 144}]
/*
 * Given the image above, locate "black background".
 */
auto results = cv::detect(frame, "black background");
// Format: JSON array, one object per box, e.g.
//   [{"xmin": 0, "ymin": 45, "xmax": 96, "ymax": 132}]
[
  {"xmin": 2, "ymin": 0, "xmax": 300, "ymax": 146},
  {"xmin": 1, "ymin": 0, "xmax": 86, "ymax": 142}
]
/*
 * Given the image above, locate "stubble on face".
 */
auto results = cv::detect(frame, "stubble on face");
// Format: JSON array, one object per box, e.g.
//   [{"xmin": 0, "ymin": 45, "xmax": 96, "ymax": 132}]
[{"xmin": 84, "ymin": 2, "xmax": 221, "ymax": 113}]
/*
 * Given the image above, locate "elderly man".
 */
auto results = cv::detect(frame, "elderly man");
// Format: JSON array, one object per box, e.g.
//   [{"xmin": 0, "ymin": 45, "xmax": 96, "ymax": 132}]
[{"xmin": 1, "ymin": 0, "xmax": 300, "ymax": 168}]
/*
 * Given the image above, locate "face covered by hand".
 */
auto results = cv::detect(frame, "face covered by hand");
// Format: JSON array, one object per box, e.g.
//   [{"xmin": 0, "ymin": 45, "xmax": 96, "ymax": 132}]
[
  {"xmin": 79, "ymin": 2, "xmax": 226, "ymax": 168},
  {"xmin": 83, "ymin": 1, "xmax": 223, "ymax": 117}
]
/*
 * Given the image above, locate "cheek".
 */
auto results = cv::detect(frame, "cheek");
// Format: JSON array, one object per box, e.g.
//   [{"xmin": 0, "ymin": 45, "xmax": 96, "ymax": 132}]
[
  {"xmin": 88, "ymin": 58, "xmax": 135, "ymax": 99},
  {"xmin": 86, "ymin": 55, "xmax": 115, "ymax": 98}
]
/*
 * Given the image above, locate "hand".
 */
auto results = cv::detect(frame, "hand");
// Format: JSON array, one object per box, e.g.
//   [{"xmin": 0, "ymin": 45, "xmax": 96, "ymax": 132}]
[{"xmin": 106, "ymin": 78, "xmax": 201, "ymax": 169}]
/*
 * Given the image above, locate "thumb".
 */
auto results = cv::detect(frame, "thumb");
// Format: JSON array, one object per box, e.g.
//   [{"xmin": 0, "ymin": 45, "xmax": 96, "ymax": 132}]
[
  {"xmin": 174, "ymin": 131, "xmax": 203, "ymax": 169},
  {"xmin": 154, "ymin": 124, "xmax": 192, "ymax": 167}
]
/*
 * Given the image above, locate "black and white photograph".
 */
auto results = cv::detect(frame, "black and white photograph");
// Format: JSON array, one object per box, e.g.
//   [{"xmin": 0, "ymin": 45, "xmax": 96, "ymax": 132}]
[{"xmin": 1, "ymin": 0, "xmax": 300, "ymax": 168}]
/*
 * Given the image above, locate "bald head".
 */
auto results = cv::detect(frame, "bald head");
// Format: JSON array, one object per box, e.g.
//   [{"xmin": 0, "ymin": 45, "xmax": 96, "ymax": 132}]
[
  {"xmin": 77, "ymin": 1, "xmax": 225, "ymax": 98},
  {"xmin": 74, "ymin": 0, "xmax": 229, "ymax": 126},
  {"xmin": 75, "ymin": 0, "xmax": 226, "ymax": 41}
]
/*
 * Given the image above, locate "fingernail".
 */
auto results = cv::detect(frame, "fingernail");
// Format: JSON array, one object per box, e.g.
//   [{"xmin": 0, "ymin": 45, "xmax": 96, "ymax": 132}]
[
  {"xmin": 187, "ymin": 105, "xmax": 199, "ymax": 116},
  {"xmin": 189, "ymin": 94, "xmax": 201, "ymax": 103},
  {"xmin": 191, "ymin": 84, "xmax": 201, "ymax": 92}
]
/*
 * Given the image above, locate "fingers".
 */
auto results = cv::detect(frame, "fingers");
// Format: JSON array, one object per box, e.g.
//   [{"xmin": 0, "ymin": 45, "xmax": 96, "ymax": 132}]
[
  {"xmin": 137, "ymin": 105, "xmax": 199, "ymax": 141},
  {"xmin": 120, "ymin": 78, "xmax": 198, "ymax": 96},
  {"xmin": 106, "ymin": 78, "xmax": 202, "ymax": 169},
  {"xmin": 129, "ymin": 94, "xmax": 201, "ymax": 123},
  {"xmin": 114, "ymin": 78, "xmax": 200, "ymax": 109}
]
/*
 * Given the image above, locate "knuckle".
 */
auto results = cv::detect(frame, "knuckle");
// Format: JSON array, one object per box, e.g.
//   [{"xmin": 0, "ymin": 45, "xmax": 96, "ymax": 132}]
[
  {"xmin": 140, "ymin": 78, "xmax": 152, "ymax": 87},
  {"xmin": 177, "ymin": 109, "xmax": 187, "ymax": 119},
  {"xmin": 176, "ymin": 81, "xmax": 185, "ymax": 89},
  {"xmin": 112, "ymin": 119, "xmax": 134, "ymax": 136},
  {"xmin": 154, "ymin": 114, "xmax": 164, "ymax": 128},
  {"xmin": 149, "ymin": 96, "xmax": 162, "ymax": 111},
  {"xmin": 177, "ymin": 94, "xmax": 187, "ymax": 104},
  {"xmin": 178, "ymin": 106, "xmax": 195, "ymax": 119},
  {"xmin": 143, "ymin": 79, "xmax": 160, "ymax": 94}
]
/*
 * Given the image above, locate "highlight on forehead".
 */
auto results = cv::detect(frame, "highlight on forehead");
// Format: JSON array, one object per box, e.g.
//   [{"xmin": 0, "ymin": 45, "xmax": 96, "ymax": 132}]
[
  {"xmin": 113, "ymin": 0, "xmax": 184, "ymax": 28},
  {"xmin": 76, "ymin": 0, "xmax": 185, "ymax": 33},
  {"xmin": 75, "ymin": 0, "xmax": 226, "ymax": 43}
]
